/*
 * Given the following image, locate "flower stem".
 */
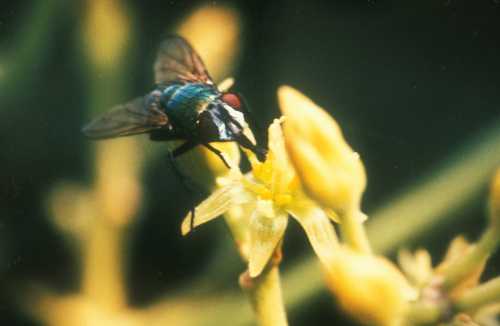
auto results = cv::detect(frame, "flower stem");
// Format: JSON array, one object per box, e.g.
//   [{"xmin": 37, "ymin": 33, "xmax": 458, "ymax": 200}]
[
  {"xmin": 82, "ymin": 217, "xmax": 127, "ymax": 310},
  {"xmin": 454, "ymin": 276, "xmax": 500, "ymax": 312},
  {"xmin": 442, "ymin": 227, "xmax": 499, "ymax": 290},
  {"xmin": 339, "ymin": 211, "xmax": 372, "ymax": 254},
  {"xmin": 240, "ymin": 265, "xmax": 288, "ymax": 326},
  {"xmin": 405, "ymin": 302, "xmax": 445, "ymax": 325}
]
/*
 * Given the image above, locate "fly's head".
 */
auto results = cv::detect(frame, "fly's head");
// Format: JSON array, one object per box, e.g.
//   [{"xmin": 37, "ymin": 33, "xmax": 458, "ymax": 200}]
[{"xmin": 198, "ymin": 94, "xmax": 267, "ymax": 162}]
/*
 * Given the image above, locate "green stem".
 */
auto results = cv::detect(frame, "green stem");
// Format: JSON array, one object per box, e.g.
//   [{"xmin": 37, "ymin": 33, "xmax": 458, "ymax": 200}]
[
  {"xmin": 82, "ymin": 218, "xmax": 127, "ymax": 310},
  {"xmin": 442, "ymin": 228, "xmax": 499, "ymax": 290},
  {"xmin": 455, "ymin": 276, "xmax": 500, "ymax": 312},
  {"xmin": 340, "ymin": 211, "xmax": 372, "ymax": 254},
  {"xmin": 405, "ymin": 302, "xmax": 445, "ymax": 326},
  {"xmin": 368, "ymin": 118, "xmax": 500, "ymax": 253},
  {"xmin": 241, "ymin": 266, "xmax": 288, "ymax": 326}
]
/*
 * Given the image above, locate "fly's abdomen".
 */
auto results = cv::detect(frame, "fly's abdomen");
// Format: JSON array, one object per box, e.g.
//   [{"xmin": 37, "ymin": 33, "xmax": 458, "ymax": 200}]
[{"xmin": 160, "ymin": 83, "xmax": 218, "ymax": 133}]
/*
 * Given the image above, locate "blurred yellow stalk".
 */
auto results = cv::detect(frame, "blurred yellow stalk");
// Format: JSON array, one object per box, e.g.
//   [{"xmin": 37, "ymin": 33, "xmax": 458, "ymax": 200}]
[
  {"xmin": 27, "ymin": 3, "xmax": 244, "ymax": 326},
  {"xmin": 177, "ymin": 5, "xmax": 241, "ymax": 83},
  {"xmin": 30, "ymin": 0, "xmax": 138, "ymax": 323},
  {"xmin": 81, "ymin": 139, "xmax": 142, "ymax": 310},
  {"xmin": 82, "ymin": 0, "xmax": 130, "ymax": 71}
]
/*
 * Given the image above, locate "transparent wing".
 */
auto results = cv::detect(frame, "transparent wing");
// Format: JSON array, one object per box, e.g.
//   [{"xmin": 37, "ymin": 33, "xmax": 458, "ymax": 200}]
[
  {"xmin": 82, "ymin": 97, "xmax": 169, "ymax": 139},
  {"xmin": 154, "ymin": 36, "xmax": 213, "ymax": 85}
]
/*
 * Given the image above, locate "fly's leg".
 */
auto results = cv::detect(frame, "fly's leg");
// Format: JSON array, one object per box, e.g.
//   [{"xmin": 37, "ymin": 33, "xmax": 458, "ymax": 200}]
[
  {"xmin": 235, "ymin": 133, "xmax": 268, "ymax": 162},
  {"xmin": 168, "ymin": 141, "xmax": 202, "ymax": 232},
  {"xmin": 172, "ymin": 140, "xmax": 198, "ymax": 157},
  {"xmin": 202, "ymin": 143, "xmax": 231, "ymax": 169},
  {"xmin": 236, "ymin": 92, "xmax": 267, "ymax": 155}
]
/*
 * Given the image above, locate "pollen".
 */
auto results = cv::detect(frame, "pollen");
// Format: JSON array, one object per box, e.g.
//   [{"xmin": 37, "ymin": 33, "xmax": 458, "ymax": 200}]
[
  {"xmin": 242, "ymin": 178, "xmax": 272, "ymax": 199},
  {"xmin": 275, "ymin": 194, "xmax": 292, "ymax": 206}
]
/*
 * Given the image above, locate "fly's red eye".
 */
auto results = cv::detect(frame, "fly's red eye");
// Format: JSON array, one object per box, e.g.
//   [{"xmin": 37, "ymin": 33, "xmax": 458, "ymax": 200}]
[{"xmin": 221, "ymin": 92, "xmax": 242, "ymax": 110}]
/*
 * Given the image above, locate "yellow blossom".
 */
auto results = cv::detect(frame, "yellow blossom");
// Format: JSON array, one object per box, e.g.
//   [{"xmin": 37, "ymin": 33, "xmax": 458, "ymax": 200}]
[
  {"xmin": 278, "ymin": 85, "xmax": 367, "ymax": 224},
  {"xmin": 181, "ymin": 119, "xmax": 339, "ymax": 277},
  {"xmin": 325, "ymin": 247, "xmax": 415, "ymax": 326}
]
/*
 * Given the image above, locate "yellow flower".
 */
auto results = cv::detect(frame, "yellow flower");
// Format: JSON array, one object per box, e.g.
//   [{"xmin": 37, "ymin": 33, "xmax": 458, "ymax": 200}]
[
  {"xmin": 325, "ymin": 247, "xmax": 416, "ymax": 326},
  {"xmin": 181, "ymin": 119, "xmax": 339, "ymax": 277},
  {"xmin": 278, "ymin": 85, "xmax": 367, "ymax": 224}
]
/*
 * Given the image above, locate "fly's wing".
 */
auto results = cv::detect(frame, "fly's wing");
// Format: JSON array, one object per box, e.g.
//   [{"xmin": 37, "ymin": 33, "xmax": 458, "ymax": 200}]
[
  {"xmin": 154, "ymin": 36, "xmax": 213, "ymax": 86},
  {"xmin": 82, "ymin": 97, "xmax": 169, "ymax": 139}
]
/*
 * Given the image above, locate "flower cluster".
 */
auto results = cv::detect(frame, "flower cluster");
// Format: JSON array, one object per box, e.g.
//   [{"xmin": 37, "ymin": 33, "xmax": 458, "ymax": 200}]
[{"xmin": 182, "ymin": 85, "xmax": 500, "ymax": 326}]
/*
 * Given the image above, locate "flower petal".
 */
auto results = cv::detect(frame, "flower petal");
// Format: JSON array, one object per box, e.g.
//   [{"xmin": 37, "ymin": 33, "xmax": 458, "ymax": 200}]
[
  {"xmin": 181, "ymin": 185, "xmax": 233, "ymax": 235},
  {"xmin": 268, "ymin": 118, "xmax": 296, "ymax": 194},
  {"xmin": 224, "ymin": 201, "xmax": 256, "ymax": 260},
  {"xmin": 436, "ymin": 236, "xmax": 487, "ymax": 298},
  {"xmin": 324, "ymin": 207, "xmax": 341, "ymax": 223},
  {"xmin": 248, "ymin": 201, "xmax": 288, "ymax": 277},
  {"xmin": 398, "ymin": 248, "xmax": 433, "ymax": 288},
  {"xmin": 288, "ymin": 199, "xmax": 339, "ymax": 265}
]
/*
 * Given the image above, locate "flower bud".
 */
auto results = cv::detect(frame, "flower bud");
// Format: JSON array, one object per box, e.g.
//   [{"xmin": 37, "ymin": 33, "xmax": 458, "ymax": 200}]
[
  {"xmin": 325, "ymin": 247, "xmax": 415, "ymax": 326},
  {"xmin": 278, "ymin": 86, "xmax": 366, "ymax": 222}
]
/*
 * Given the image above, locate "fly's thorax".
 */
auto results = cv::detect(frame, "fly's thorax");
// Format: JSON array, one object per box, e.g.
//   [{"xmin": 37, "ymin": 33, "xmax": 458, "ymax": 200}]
[
  {"xmin": 167, "ymin": 83, "xmax": 218, "ymax": 109},
  {"xmin": 158, "ymin": 83, "xmax": 219, "ymax": 134},
  {"xmin": 159, "ymin": 84, "xmax": 180, "ymax": 103}
]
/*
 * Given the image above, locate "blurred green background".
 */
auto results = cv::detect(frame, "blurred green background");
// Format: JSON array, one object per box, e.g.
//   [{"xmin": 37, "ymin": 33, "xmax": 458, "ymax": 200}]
[{"xmin": 1, "ymin": 0, "xmax": 500, "ymax": 325}]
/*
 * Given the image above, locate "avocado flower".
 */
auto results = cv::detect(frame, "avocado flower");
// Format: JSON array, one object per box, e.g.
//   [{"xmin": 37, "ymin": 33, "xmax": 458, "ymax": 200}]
[{"xmin": 181, "ymin": 118, "xmax": 339, "ymax": 277}]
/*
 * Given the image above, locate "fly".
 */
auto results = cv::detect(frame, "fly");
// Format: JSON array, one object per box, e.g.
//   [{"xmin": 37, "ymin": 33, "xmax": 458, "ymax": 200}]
[{"xmin": 82, "ymin": 35, "xmax": 266, "ymax": 167}]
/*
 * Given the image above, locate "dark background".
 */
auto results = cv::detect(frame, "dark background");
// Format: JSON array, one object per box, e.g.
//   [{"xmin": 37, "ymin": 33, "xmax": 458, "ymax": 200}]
[{"xmin": 1, "ymin": 0, "xmax": 500, "ymax": 325}]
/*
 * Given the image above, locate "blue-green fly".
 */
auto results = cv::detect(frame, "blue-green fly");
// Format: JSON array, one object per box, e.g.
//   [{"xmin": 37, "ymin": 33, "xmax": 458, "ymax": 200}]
[{"xmin": 82, "ymin": 36, "xmax": 266, "ymax": 167}]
